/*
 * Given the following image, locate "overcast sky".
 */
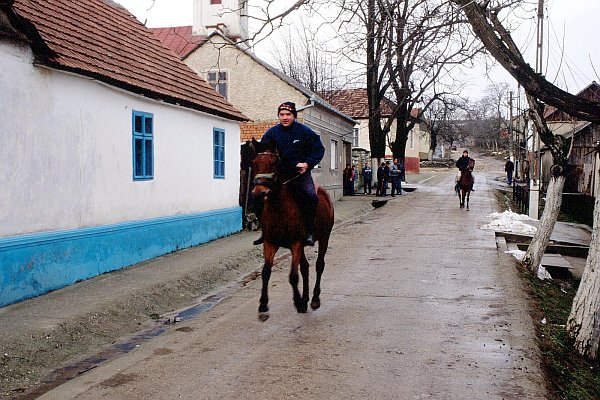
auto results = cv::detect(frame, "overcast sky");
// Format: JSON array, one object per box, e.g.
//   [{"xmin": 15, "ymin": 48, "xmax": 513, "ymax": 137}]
[{"xmin": 114, "ymin": 0, "xmax": 598, "ymax": 101}]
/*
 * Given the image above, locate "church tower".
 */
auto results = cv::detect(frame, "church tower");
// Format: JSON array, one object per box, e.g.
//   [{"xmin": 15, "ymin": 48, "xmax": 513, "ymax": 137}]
[{"xmin": 192, "ymin": 0, "xmax": 248, "ymax": 41}]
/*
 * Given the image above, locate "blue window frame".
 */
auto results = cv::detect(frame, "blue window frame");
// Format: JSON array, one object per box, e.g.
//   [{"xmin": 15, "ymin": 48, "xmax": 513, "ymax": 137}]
[
  {"xmin": 213, "ymin": 128, "xmax": 225, "ymax": 179},
  {"xmin": 132, "ymin": 111, "xmax": 154, "ymax": 180}
]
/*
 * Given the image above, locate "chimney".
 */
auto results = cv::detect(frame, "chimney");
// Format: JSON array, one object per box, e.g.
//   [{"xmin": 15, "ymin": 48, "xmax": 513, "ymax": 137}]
[{"xmin": 192, "ymin": 0, "xmax": 248, "ymax": 41}]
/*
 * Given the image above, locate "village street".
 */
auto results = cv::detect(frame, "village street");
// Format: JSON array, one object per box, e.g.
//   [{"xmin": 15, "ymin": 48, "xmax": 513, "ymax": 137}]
[{"xmin": 31, "ymin": 155, "xmax": 548, "ymax": 399}]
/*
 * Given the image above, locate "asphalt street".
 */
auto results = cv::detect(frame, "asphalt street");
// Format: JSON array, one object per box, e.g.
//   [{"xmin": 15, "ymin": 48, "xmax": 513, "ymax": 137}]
[{"xmin": 1, "ymin": 154, "xmax": 548, "ymax": 399}]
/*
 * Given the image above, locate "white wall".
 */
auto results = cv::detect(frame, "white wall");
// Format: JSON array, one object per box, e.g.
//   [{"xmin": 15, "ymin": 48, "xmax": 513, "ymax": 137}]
[{"xmin": 0, "ymin": 41, "xmax": 240, "ymax": 237}]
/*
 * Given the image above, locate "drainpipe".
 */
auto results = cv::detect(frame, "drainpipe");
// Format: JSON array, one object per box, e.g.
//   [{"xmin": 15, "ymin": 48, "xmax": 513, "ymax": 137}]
[{"xmin": 296, "ymin": 97, "xmax": 316, "ymax": 115}]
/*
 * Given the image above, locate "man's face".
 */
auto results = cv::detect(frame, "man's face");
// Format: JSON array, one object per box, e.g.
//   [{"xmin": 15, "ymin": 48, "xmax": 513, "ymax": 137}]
[
  {"xmin": 463, "ymin": 151, "xmax": 468, "ymax": 157},
  {"xmin": 278, "ymin": 110, "xmax": 295, "ymax": 127}
]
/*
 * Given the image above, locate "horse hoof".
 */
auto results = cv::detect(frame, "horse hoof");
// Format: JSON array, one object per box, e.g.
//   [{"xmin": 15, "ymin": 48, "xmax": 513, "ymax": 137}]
[
  {"xmin": 258, "ymin": 312, "xmax": 270, "ymax": 322},
  {"xmin": 296, "ymin": 303, "xmax": 308, "ymax": 313},
  {"xmin": 310, "ymin": 300, "xmax": 320, "ymax": 310}
]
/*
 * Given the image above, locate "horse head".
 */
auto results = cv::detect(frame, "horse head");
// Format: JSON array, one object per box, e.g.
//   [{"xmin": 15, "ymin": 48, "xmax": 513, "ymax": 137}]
[{"xmin": 250, "ymin": 138, "xmax": 280, "ymax": 200}]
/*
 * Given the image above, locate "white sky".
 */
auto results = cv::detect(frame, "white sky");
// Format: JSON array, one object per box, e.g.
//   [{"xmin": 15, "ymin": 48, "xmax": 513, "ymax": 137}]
[{"xmin": 113, "ymin": 0, "xmax": 599, "ymax": 100}]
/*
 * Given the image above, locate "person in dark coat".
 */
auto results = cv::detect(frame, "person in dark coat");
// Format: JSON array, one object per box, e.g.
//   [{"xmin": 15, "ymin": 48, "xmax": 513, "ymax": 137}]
[
  {"xmin": 254, "ymin": 101, "xmax": 325, "ymax": 246},
  {"xmin": 376, "ymin": 162, "xmax": 389, "ymax": 196},
  {"xmin": 455, "ymin": 150, "xmax": 475, "ymax": 192},
  {"xmin": 343, "ymin": 164, "xmax": 355, "ymax": 195},
  {"xmin": 505, "ymin": 159, "xmax": 515, "ymax": 185},
  {"xmin": 362, "ymin": 162, "xmax": 373, "ymax": 194}
]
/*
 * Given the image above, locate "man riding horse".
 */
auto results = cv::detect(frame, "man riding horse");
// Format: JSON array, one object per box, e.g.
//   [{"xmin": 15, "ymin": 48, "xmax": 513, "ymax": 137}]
[
  {"xmin": 455, "ymin": 150, "xmax": 475, "ymax": 192},
  {"xmin": 253, "ymin": 101, "xmax": 325, "ymax": 247}
]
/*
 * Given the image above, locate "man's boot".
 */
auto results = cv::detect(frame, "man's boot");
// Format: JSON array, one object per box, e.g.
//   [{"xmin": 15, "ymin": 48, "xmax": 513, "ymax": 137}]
[{"xmin": 304, "ymin": 207, "xmax": 316, "ymax": 246}]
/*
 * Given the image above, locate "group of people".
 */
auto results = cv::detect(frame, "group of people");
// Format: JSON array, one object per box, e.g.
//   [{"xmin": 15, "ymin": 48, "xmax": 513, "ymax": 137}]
[
  {"xmin": 343, "ymin": 159, "xmax": 404, "ymax": 197},
  {"xmin": 375, "ymin": 159, "xmax": 403, "ymax": 197}
]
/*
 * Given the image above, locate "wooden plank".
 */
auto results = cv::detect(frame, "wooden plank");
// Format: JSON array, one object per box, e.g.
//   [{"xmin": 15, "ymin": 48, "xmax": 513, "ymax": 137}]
[{"xmin": 541, "ymin": 253, "xmax": 573, "ymax": 269}]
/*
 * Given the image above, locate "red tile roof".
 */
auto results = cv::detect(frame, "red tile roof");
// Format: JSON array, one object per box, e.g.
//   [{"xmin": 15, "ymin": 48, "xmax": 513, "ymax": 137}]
[
  {"xmin": 9, "ymin": 0, "xmax": 246, "ymax": 121},
  {"xmin": 149, "ymin": 26, "xmax": 207, "ymax": 59},
  {"xmin": 320, "ymin": 88, "xmax": 397, "ymax": 119},
  {"xmin": 321, "ymin": 88, "xmax": 423, "ymax": 122}
]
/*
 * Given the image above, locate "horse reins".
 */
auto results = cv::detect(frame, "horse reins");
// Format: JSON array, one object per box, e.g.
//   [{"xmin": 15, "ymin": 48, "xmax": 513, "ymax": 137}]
[{"xmin": 253, "ymin": 151, "xmax": 302, "ymax": 186}]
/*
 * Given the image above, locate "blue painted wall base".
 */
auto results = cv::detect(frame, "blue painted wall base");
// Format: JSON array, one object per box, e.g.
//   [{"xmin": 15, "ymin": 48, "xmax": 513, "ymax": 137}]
[{"xmin": 0, "ymin": 207, "xmax": 242, "ymax": 308}]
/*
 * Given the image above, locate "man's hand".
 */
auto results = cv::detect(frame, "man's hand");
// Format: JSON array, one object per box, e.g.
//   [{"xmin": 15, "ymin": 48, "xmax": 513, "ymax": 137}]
[{"xmin": 296, "ymin": 162, "xmax": 309, "ymax": 174}]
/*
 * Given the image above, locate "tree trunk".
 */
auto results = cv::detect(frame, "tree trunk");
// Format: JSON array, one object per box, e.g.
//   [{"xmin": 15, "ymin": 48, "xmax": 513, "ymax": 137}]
[
  {"xmin": 568, "ymin": 162, "xmax": 600, "ymax": 359},
  {"xmin": 522, "ymin": 175, "xmax": 565, "ymax": 274}
]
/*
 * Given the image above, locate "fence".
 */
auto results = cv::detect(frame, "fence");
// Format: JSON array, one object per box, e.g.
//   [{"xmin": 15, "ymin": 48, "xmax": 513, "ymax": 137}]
[{"xmin": 512, "ymin": 183, "xmax": 529, "ymax": 214}]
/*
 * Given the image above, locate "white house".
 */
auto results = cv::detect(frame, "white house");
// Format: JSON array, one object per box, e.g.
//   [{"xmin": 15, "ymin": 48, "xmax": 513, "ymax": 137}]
[{"xmin": 0, "ymin": 0, "xmax": 247, "ymax": 307}]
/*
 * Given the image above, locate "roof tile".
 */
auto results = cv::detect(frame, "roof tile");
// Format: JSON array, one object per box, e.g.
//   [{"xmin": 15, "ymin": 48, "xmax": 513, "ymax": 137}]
[
  {"xmin": 149, "ymin": 26, "xmax": 207, "ymax": 59},
  {"xmin": 11, "ymin": 0, "xmax": 247, "ymax": 121}
]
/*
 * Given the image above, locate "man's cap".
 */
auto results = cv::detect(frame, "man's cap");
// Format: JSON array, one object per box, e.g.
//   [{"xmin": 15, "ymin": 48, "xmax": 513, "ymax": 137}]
[{"xmin": 278, "ymin": 102, "xmax": 297, "ymax": 118}]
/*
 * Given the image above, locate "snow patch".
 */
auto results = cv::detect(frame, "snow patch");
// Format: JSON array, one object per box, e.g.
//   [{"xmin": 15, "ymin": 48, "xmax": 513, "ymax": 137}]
[
  {"xmin": 537, "ymin": 266, "xmax": 553, "ymax": 280},
  {"xmin": 505, "ymin": 249, "xmax": 526, "ymax": 261},
  {"xmin": 488, "ymin": 211, "xmax": 536, "ymax": 222},
  {"xmin": 481, "ymin": 211, "xmax": 538, "ymax": 235}
]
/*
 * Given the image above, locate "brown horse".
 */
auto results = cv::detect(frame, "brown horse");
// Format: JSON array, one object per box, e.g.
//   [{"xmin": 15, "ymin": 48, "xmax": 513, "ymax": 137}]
[
  {"xmin": 457, "ymin": 162, "xmax": 474, "ymax": 210},
  {"xmin": 250, "ymin": 139, "xmax": 334, "ymax": 321}
]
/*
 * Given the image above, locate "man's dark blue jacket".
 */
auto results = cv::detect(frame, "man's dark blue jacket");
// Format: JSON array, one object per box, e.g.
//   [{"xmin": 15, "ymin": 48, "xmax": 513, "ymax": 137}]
[{"xmin": 261, "ymin": 121, "xmax": 325, "ymax": 177}]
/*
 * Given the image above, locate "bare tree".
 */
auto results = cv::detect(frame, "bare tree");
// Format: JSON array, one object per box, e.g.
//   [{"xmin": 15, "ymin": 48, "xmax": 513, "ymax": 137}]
[
  {"xmin": 267, "ymin": 20, "xmax": 343, "ymax": 92},
  {"xmin": 449, "ymin": 0, "xmax": 600, "ymax": 123},
  {"xmin": 422, "ymin": 96, "xmax": 464, "ymax": 159}
]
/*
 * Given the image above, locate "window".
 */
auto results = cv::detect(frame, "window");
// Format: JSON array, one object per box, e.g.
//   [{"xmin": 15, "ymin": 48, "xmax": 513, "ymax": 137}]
[
  {"xmin": 213, "ymin": 128, "xmax": 225, "ymax": 178},
  {"xmin": 330, "ymin": 139, "xmax": 338, "ymax": 170},
  {"xmin": 132, "ymin": 111, "xmax": 153, "ymax": 180},
  {"xmin": 210, "ymin": 0, "xmax": 222, "ymax": 4},
  {"xmin": 207, "ymin": 70, "xmax": 228, "ymax": 99},
  {"xmin": 352, "ymin": 127, "xmax": 359, "ymax": 147}
]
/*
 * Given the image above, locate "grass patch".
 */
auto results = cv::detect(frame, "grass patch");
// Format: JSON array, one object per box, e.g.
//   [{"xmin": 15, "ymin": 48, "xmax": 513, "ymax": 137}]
[{"xmin": 523, "ymin": 270, "xmax": 600, "ymax": 399}]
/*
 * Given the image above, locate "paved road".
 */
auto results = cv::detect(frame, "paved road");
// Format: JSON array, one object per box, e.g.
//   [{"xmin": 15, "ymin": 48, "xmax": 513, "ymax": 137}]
[{"xmin": 36, "ymin": 157, "xmax": 548, "ymax": 399}]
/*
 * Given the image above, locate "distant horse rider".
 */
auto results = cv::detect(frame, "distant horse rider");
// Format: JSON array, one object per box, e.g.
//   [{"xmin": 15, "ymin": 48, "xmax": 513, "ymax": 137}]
[
  {"xmin": 253, "ymin": 101, "xmax": 325, "ymax": 246},
  {"xmin": 455, "ymin": 150, "xmax": 475, "ymax": 192}
]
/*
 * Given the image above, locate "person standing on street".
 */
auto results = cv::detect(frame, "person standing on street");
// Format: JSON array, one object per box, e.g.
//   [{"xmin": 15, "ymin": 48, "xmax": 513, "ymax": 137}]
[
  {"xmin": 343, "ymin": 164, "xmax": 353, "ymax": 195},
  {"xmin": 505, "ymin": 158, "xmax": 515, "ymax": 185},
  {"xmin": 389, "ymin": 160, "xmax": 399, "ymax": 197},
  {"xmin": 394, "ymin": 159, "xmax": 403, "ymax": 195},
  {"xmin": 254, "ymin": 101, "xmax": 325, "ymax": 246},
  {"xmin": 376, "ymin": 162, "xmax": 387, "ymax": 197},
  {"xmin": 362, "ymin": 162, "xmax": 373, "ymax": 194}
]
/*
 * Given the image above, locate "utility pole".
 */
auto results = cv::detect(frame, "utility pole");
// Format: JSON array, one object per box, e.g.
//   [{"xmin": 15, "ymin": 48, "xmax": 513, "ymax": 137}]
[
  {"xmin": 508, "ymin": 91, "xmax": 514, "ymax": 161},
  {"xmin": 529, "ymin": 0, "xmax": 544, "ymax": 219}
]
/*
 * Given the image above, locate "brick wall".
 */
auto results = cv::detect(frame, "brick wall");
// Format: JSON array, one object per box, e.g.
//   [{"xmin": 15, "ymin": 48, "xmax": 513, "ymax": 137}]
[{"xmin": 240, "ymin": 121, "xmax": 277, "ymax": 142}]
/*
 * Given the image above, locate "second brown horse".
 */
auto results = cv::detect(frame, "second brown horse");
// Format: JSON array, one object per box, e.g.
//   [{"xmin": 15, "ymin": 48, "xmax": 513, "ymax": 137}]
[{"xmin": 250, "ymin": 139, "xmax": 334, "ymax": 321}]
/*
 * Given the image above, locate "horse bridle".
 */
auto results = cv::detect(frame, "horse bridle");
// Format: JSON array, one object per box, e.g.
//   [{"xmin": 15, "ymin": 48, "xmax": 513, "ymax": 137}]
[{"xmin": 252, "ymin": 151, "xmax": 280, "ymax": 188}]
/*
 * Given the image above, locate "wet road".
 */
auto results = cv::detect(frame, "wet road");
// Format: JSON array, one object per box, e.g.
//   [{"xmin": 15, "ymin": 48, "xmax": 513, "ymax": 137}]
[{"xmin": 38, "ymin": 156, "xmax": 547, "ymax": 399}]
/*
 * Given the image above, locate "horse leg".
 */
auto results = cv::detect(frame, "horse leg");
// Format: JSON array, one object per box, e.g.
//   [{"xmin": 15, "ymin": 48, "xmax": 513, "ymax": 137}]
[
  {"xmin": 466, "ymin": 191, "xmax": 470, "ymax": 210},
  {"xmin": 289, "ymin": 242, "xmax": 307, "ymax": 313},
  {"xmin": 300, "ymin": 250, "xmax": 310, "ymax": 310},
  {"xmin": 258, "ymin": 244, "xmax": 277, "ymax": 321},
  {"xmin": 311, "ymin": 237, "xmax": 329, "ymax": 310},
  {"xmin": 459, "ymin": 189, "xmax": 464, "ymax": 208}
]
